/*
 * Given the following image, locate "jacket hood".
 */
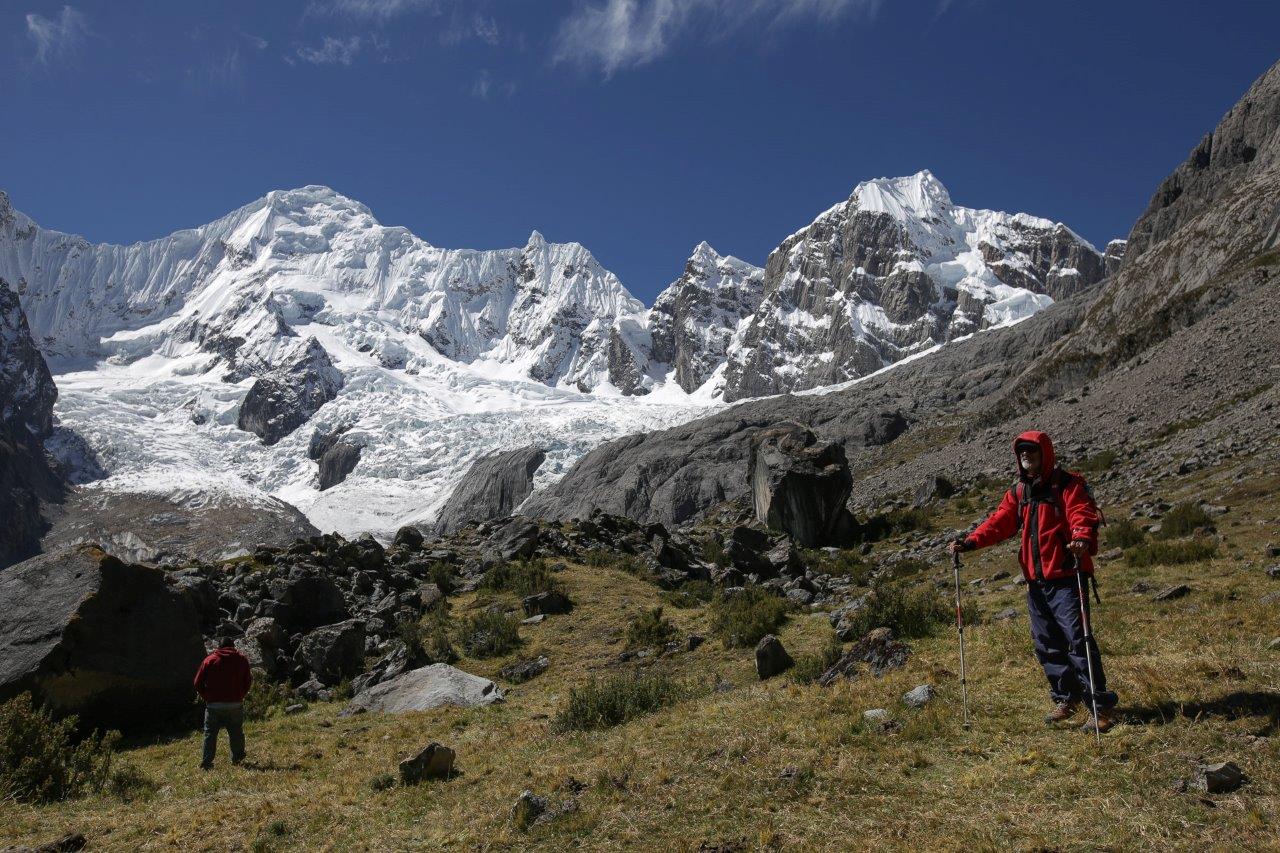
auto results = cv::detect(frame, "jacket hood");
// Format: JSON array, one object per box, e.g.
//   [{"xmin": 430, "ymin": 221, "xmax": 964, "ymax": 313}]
[
  {"xmin": 211, "ymin": 647, "xmax": 242, "ymax": 659},
  {"xmin": 1014, "ymin": 429, "xmax": 1056, "ymax": 481}
]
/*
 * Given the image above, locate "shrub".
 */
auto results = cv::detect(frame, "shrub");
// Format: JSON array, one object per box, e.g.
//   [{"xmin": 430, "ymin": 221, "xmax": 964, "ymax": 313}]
[
  {"xmin": 1104, "ymin": 518, "xmax": 1146, "ymax": 550},
  {"xmin": 107, "ymin": 762, "xmax": 158, "ymax": 802},
  {"xmin": 481, "ymin": 559, "xmax": 563, "ymax": 597},
  {"xmin": 837, "ymin": 578, "xmax": 961, "ymax": 640},
  {"xmin": 398, "ymin": 613, "xmax": 458, "ymax": 665},
  {"xmin": 457, "ymin": 610, "xmax": 522, "ymax": 658},
  {"xmin": 660, "ymin": 580, "xmax": 716, "ymax": 609},
  {"xmin": 369, "ymin": 772, "xmax": 397, "ymax": 791},
  {"xmin": 861, "ymin": 507, "xmax": 935, "ymax": 542},
  {"xmin": 1124, "ymin": 538, "xmax": 1218, "ymax": 568},
  {"xmin": 698, "ymin": 538, "xmax": 730, "ymax": 569},
  {"xmin": 427, "ymin": 562, "xmax": 456, "ymax": 596},
  {"xmin": 626, "ymin": 607, "xmax": 677, "ymax": 649},
  {"xmin": 1155, "ymin": 502, "xmax": 1213, "ymax": 540},
  {"xmin": 553, "ymin": 672, "xmax": 685, "ymax": 733},
  {"xmin": 710, "ymin": 587, "xmax": 789, "ymax": 648},
  {"xmin": 804, "ymin": 550, "xmax": 873, "ymax": 585},
  {"xmin": 1077, "ymin": 450, "xmax": 1118, "ymax": 472},
  {"xmin": 0, "ymin": 693, "xmax": 119, "ymax": 804},
  {"xmin": 791, "ymin": 640, "xmax": 844, "ymax": 685},
  {"xmin": 243, "ymin": 679, "xmax": 296, "ymax": 722}
]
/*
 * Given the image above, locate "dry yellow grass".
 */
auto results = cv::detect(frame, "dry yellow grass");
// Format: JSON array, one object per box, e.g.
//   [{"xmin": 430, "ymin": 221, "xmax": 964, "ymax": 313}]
[{"xmin": 3, "ymin": 468, "xmax": 1278, "ymax": 851}]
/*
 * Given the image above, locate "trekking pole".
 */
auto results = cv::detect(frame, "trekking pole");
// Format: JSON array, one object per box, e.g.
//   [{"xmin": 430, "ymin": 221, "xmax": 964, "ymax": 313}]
[
  {"xmin": 952, "ymin": 549, "xmax": 970, "ymax": 728},
  {"xmin": 1075, "ymin": 568, "xmax": 1102, "ymax": 744}
]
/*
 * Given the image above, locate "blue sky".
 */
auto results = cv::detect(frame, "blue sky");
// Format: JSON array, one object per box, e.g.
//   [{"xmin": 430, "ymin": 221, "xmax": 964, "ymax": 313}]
[{"xmin": 4, "ymin": 1, "xmax": 1277, "ymax": 303}]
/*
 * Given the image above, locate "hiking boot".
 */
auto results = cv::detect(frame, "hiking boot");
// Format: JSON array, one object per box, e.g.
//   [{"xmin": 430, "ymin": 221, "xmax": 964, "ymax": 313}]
[
  {"xmin": 1043, "ymin": 700, "xmax": 1080, "ymax": 725},
  {"xmin": 1080, "ymin": 707, "xmax": 1116, "ymax": 733}
]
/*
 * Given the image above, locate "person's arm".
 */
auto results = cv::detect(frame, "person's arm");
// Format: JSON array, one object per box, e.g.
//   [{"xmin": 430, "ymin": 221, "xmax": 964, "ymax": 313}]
[
  {"xmin": 963, "ymin": 488, "xmax": 1020, "ymax": 550},
  {"xmin": 1062, "ymin": 477, "xmax": 1100, "ymax": 553},
  {"xmin": 241, "ymin": 657, "xmax": 253, "ymax": 699},
  {"xmin": 193, "ymin": 657, "xmax": 209, "ymax": 699}
]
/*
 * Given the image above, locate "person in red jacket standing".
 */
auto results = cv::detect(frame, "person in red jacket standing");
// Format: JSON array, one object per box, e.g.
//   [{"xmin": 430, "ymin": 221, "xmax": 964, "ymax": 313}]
[
  {"xmin": 193, "ymin": 636, "xmax": 253, "ymax": 769},
  {"xmin": 948, "ymin": 430, "xmax": 1119, "ymax": 732}
]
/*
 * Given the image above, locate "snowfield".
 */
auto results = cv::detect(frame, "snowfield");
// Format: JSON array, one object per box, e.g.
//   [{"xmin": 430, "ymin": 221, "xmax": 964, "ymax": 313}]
[{"xmin": 0, "ymin": 176, "xmax": 1109, "ymax": 540}]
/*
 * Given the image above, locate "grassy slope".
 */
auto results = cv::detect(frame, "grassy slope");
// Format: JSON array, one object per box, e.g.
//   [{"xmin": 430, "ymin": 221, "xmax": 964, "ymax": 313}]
[{"xmin": 3, "ymin": 465, "xmax": 1278, "ymax": 851}]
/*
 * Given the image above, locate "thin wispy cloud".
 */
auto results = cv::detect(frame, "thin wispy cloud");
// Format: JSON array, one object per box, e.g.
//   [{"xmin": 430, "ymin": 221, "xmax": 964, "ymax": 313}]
[
  {"xmin": 294, "ymin": 35, "xmax": 364, "ymax": 65},
  {"xmin": 25, "ymin": 5, "xmax": 90, "ymax": 67},
  {"xmin": 440, "ymin": 11, "xmax": 501, "ymax": 46},
  {"xmin": 242, "ymin": 32, "xmax": 270, "ymax": 51},
  {"xmin": 553, "ymin": 0, "xmax": 881, "ymax": 78},
  {"xmin": 187, "ymin": 48, "xmax": 244, "ymax": 92},
  {"xmin": 469, "ymin": 68, "xmax": 517, "ymax": 100},
  {"xmin": 309, "ymin": 0, "xmax": 440, "ymax": 20}
]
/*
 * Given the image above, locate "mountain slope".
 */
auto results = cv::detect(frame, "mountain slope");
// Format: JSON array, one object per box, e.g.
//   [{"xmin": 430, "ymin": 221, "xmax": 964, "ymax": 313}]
[{"xmin": 527, "ymin": 60, "xmax": 1280, "ymax": 527}]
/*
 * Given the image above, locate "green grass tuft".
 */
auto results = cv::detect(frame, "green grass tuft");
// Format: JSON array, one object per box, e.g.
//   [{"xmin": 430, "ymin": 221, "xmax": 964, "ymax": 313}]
[
  {"xmin": 626, "ymin": 607, "xmax": 678, "ymax": 649},
  {"xmin": 1124, "ymin": 537, "xmax": 1218, "ymax": 567},
  {"xmin": 456, "ymin": 609, "xmax": 522, "ymax": 658},
  {"xmin": 552, "ymin": 672, "xmax": 686, "ymax": 733},
  {"xmin": 710, "ymin": 587, "xmax": 789, "ymax": 648}
]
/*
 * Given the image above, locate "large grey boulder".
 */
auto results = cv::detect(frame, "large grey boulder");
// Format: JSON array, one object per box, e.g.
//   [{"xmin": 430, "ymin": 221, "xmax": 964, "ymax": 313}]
[
  {"xmin": 317, "ymin": 439, "xmax": 362, "ymax": 491},
  {"xmin": 269, "ymin": 574, "xmax": 348, "ymax": 633},
  {"xmin": 434, "ymin": 447, "xmax": 547, "ymax": 535},
  {"xmin": 342, "ymin": 663, "xmax": 505, "ymax": 715},
  {"xmin": 237, "ymin": 337, "xmax": 343, "ymax": 446},
  {"xmin": 0, "ymin": 544, "xmax": 205, "ymax": 729},
  {"xmin": 749, "ymin": 423, "xmax": 857, "ymax": 547}
]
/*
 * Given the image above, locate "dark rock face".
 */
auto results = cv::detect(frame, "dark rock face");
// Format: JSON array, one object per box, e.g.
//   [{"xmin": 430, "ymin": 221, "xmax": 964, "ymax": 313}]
[
  {"xmin": 318, "ymin": 440, "xmax": 362, "ymax": 490},
  {"xmin": 0, "ymin": 278, "xmax": 61, "ymax": 569},
  {"xmin": 0, "ymin": 545, "xmax": 205, "ymax": 729},
  {"xmin": 1103, "ymin": 239, "xmax": 1127, "ymax": 277},
  {"xmin": 749, "ymin": 424, "xmax": 857, "ymax": 548},
  {"xmin": 270, "ymin": 574, "xmax": 349, "ymax": 633},
  {"xmin": 237, "ymin": 337, "xmax": 343, "ymax": 445},
  {"xmin": 755, "ymin": 634, "xmax": 794, "ymax": 680},
  {"xmin": 521, "ymin": 590, "xmax": 571, "ymax": 617},
  {"xmin": 297, "ymin": 620, "xmax": 366, "ymax": 684},
  {"xmin": 434, "ymin": 447, "xmax": 548, "ymax": 535}
]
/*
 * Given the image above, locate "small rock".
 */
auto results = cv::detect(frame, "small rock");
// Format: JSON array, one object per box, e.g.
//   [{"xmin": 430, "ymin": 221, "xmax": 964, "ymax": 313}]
[
  {"xmin": 1268, "ymin": 638, "xmax": 1280, "ymax": 651},
  {"xmin": 1192, "ymin": 761, "xmax": 1246, "ymax": 794},
  {"xmin": 1153, "ymin": 584, "xmax": 1192, "ymax": 602},
  {"xmin": 521, "ymin": 614, "xmax": 546, "ymax": 625},
  {"xmin": 686, "ymin": 634, "xmax": 705, "ymax": 652},
  {"xmin": 398, "ymin": 742, "xmax": 456, "ymax": 785},
  {"xmin": 991, "ymin": 607, "xmax": 1019, "ymax": 622},
  {"xmin": 1131, "ymin": 581, "xmax": 1154, "ymax": 594},
  {"xmin": 1265, "ymin": 565, "xmax": 1280, "ymax": 580},
  {"xmin": 512, "ymin": 790, "xmax": 548, "ymax": 830},
  {"xmin": 902, "ymin": 684, "xmax": 936, "ymax": 708},
  {"xmin": 284, "ymin": 703, "xmax": 305, "ymax": 715},
  {"xmin": 1266, "ymin": 543, "xmax": 1280, "ymax": 559},
  {"xmin": 989, "ymin": 570, "xmax": 1010, "ymax": 581},
  {"xmin": 863, "ymin": 708, "xmax": 890, "ymax": 722},
  {"xmin": 499, "ymin": 655, "xmax": 550, "ymax": 684},
  {"xmin": 755, "ymin": 634, "xmax": 794, "ymax": 680},
  {"xmin": 521, "ymin": 590, "xmax": 571, "ymax": 617}
]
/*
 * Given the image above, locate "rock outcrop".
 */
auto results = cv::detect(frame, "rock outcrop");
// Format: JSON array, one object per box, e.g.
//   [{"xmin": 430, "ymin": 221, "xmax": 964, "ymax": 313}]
[
  {"xmin": 0, "ymin": 278, "xmax": 60, "ymax": 569},
  {"xmin": 434, "ymin": 447, "xmax": 547, "ymax": 535},
  {"xmin": 237, "ymin": 337, "xmax": 343, "ymax": 445},
  {"xmin": 0, "ymin": 545, "xmax": 205, "ymax": 729},
  {"xmin": 343, "ymin": 663, "xmax": 505, "ymax": 714},
  {"xmin": 749, "ymin": 423, "xmax": 856, "ymax": 547}
]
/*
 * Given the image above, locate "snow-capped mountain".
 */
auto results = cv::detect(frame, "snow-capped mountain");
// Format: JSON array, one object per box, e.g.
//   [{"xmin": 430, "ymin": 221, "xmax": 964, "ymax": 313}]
[
  {"xmin": 0, "ymin": 175, "xmax": 1111, "ymax": 540},
  {"xmin": 721, "ymin": 170, "xmax": 1107, "ymax": 400}
]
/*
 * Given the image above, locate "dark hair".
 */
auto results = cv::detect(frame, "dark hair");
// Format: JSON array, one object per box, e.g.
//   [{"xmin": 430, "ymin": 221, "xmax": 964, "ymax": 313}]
[{"xmin": 218, "ymin": 636, "xmax": 237, "ymax": 648}]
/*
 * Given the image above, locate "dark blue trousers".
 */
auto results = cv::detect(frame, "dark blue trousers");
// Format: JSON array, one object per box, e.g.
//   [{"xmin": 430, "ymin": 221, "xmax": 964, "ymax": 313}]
[
  {"xmin": 202, "ymin": 703, "xmax": 245, "ymax": 767},
  {"xmin": 1027, "ymin": 576, "xmax": 1118, "ymax": 708}
]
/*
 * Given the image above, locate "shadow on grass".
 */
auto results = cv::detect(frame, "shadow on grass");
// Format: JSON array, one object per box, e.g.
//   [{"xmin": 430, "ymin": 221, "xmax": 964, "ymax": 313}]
[{"xmin": 1123, "ymin": 690, "xmax": 1280, "ymax": 735}]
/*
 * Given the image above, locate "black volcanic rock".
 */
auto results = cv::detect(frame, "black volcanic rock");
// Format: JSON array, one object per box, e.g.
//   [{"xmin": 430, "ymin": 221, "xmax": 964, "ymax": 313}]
[
  {"xmin": 0, "ymin": 544, "xmax": 205, "ymax": 730},
  {"xmin": 318, "ymin": 439, "xmax": 362, "ymax": 490},
  {"xmin": 434, "ymin": 447, "xmax": 547, "ymax": 535}
]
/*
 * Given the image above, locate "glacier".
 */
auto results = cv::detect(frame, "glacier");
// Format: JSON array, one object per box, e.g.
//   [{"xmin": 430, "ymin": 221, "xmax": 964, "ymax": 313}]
[{"xmin": 0, "ymin": 176, "xmax": 1110, "ymax": 539}]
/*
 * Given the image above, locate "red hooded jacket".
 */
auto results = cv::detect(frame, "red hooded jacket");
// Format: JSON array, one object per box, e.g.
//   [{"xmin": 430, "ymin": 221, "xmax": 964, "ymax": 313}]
[
  {"xmin": 963, "ymin": 430, "xmax": 1100, "ymax": 582},
  {"xmin": 194, "ymin": 647, "xmax": 253, "ymax": 704}
]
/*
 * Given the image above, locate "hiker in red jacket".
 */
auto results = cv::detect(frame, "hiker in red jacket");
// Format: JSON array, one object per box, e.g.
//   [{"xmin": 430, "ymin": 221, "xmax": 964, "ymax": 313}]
[
  {"xmin": 948, "ymin": 430, "xmax": 1119, "ymax": 732},
  {"xmin": 194, "ymin": 637, "xmax": 253, "ymax": 768}
]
